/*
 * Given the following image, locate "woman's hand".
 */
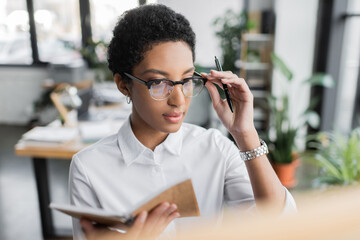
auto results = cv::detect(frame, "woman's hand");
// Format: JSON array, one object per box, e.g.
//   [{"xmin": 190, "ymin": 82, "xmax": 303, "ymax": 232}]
[
  {"xmin": 204, "ymin": 70, "xmax": 258, "ymax": 147},
  {"xmin": 205, "ymin": 70, "xmax": 286, "ymax": 211},
  {"xmin": 81, "ymin": 202, "xmax": 180, "ymax": 240}
]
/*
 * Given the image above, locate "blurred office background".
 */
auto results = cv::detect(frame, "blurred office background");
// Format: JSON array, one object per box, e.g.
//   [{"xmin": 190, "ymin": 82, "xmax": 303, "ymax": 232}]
[{"xmin": 0, "ymin": 0, "xmax": 359, "ymax": 239}]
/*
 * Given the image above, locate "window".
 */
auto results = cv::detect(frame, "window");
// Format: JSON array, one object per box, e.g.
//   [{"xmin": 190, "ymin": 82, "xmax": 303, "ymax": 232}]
[
  {"xmin": 0, "ymin": 0, "xmax": 154, "ymax": 65},
  {"xmin": 90, "ymin": 0, "xmax": 139, "ymax": 42},
  {"xmin": 33, "ymin": 0, "xmax": 82, "ymax": 63},
  {"xmin": 0, "ymin": 0, "xmax": 32, "ymax": 64}
]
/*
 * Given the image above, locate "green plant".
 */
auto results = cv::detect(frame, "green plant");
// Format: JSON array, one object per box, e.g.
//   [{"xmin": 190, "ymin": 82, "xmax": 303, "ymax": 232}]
[
  {"xmin": 213, "ymin": 9, "xmax": 255, "ymax": 73},
  {"xmin": 266, "ymin": 53, "xmax": 335, "ymax": 164},
  {"xmin": 308, "ymin": 127, "xmax": 360, "ymax": 186},
  {"xmin": 77, "ymin": 38, "xmax": 113, "ymax": 81}
]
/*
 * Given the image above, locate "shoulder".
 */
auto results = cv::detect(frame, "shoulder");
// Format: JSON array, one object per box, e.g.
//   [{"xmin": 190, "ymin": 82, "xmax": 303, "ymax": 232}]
[{"xmin": 73, "ymin": 133, "xmax": 119, "ymax": 164}]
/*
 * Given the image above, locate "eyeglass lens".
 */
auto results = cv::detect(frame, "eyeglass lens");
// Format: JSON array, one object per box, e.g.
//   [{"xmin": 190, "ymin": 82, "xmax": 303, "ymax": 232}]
[{"xmin": 149, "ymin": 78, "xmax": 205, "ymax": 100}]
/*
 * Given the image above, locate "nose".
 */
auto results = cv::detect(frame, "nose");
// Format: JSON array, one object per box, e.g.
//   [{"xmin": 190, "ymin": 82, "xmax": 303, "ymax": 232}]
[{"xmin": 167, "ymin": 84, "xmax": 186, "ymax": 107}]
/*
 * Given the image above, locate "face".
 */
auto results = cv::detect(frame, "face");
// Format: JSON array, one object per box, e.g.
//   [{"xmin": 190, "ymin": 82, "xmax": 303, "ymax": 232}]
[{"xmin": 120, "ymin": 41, "xmax": 194, "ymax": 135}]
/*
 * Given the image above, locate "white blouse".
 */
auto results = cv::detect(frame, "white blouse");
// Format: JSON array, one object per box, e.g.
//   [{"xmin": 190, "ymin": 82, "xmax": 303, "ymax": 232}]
[{"xmin": 69, "ymin": 117, "xmax": 296, "ymax": 239}]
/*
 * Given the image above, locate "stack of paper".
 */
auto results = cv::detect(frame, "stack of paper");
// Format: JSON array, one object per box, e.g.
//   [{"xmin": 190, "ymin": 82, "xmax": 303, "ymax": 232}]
[
  {"xmin": 22, "ymin": 126, "xmax": 78, "ymax": 143},
  {"xmin": 78, "ymin": 121, "xmax": 122, "ymax": 143}
]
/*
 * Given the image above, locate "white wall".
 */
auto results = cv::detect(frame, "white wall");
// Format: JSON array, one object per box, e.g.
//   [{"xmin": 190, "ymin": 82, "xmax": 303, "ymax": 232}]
[
  {"xmin": 0, "ymin": 67, "xmax": 49, "ymax": 125},
  {"xmin": 158, "ymin": 0, "xmax": 276, "ymax": 129},
  {"xmin": 273, "ymin": 0, "xmax": 319, "ymax": 148},
  {"xmin": 157, "ymin": 0, "xmax": 245, "ymax": 128},
  {"xmin": 158, "ymin": 0, "xmax": 243, "ymax": 67}
]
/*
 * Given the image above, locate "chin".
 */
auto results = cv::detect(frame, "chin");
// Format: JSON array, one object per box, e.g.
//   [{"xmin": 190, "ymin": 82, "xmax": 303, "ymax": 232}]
[
  {"xmin": 159, "ymin": 113, "xmax": 187, "ymax": 133},
  {"xmin": 160, "ymin": 121, "xmax": 183, "ymax": 133}
]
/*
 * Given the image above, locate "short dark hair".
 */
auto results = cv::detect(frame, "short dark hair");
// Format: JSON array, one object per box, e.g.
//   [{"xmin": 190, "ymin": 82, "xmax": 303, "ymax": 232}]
[{"xmin": 107, "ymin": 4, "xmax": 196, "ymax": 84}]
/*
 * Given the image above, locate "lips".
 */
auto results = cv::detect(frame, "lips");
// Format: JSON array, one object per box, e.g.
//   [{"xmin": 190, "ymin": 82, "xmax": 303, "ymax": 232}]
[{"xmin": 163, "ymin": 112, "xmax": 183, "ymax": 123}]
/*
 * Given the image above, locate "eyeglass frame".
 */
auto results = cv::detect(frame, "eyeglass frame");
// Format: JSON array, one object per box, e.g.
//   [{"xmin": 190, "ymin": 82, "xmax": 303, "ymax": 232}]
[{"xmin": 123, "ymin": 71, "xmax": 207, "ymax": 99}]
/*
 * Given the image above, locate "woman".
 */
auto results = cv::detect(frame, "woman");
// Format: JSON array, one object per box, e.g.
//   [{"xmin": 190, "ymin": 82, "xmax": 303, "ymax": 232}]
[{"xmin": 69, "ymin": 4, "xmax": 296, "ymax": 240}]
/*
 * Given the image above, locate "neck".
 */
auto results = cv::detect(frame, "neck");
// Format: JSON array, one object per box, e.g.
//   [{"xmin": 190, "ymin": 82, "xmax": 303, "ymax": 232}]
[{"xmin": 130, "ymin": 116, "xmax": 169, "ymax": 151}]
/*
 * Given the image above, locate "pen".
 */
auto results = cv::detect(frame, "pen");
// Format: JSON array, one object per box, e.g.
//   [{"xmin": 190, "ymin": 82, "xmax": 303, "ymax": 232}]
[
  {"xmin": 214, "ymin": 56, "xmax": 234, "ymax": 113},
  {"xmin": 194, "ymin": 71, "xmax": 202, "ymax": 77}
]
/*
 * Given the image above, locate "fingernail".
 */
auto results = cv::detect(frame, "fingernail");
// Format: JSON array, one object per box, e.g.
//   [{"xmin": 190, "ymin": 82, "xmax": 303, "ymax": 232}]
[
  {"xmin": 175, "ymin": 212, "xmax": 181, "ymax": 218},
  {"xmin": 139, "ymin": 211, "xmax": 147, "ymax": 222},
  {"xmin": 168, "ymin": 204, "xmax": 177, "ymax": 214},
  {"xmin": 161, "ymin": 202, "xmax": 170, "ymax": 211}
]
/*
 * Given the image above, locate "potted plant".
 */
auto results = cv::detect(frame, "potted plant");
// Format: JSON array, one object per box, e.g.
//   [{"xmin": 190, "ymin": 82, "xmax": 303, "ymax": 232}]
[
  {"xmin": 266, "ymin": 53, "xmax": 334, "ymax": 188},
  {"xmin": 77, "ymin": 38, "xmax": 113, "ymax": 82},
  {"xmin": 308, "ymin": 126, "xmax": 360, "ymax": 187},
  {"xmin": 213, "ymin": 9, "xmax": 255, "ymax": 73}
]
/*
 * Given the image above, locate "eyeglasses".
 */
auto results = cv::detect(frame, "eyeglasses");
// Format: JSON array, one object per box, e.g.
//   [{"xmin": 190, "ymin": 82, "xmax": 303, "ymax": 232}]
[{"xmin": 124, "ymin": 72, "xmax": 207, "ymax": 101}]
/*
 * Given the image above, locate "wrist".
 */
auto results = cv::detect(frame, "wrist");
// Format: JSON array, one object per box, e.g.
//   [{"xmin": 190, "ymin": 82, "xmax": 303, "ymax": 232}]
[{"xmin": 231, "ymin": 128, "xmax": 260, "ymax": 151}]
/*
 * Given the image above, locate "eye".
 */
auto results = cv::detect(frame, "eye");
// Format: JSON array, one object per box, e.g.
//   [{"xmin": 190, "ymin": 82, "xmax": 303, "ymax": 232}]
[
  {"xmin": 151, "ymin": 79, "xmax": 166, "ymax": 85},
  {"xmin": 183, "ymin": 77, "xmax": 193, "ymax": 82}
]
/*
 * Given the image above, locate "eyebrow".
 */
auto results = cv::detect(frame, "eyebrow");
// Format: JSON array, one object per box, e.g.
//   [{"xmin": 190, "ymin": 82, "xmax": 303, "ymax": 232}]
[{"xmin": 141, "ymin": 67, "xmax": 195, "ymax": 76}]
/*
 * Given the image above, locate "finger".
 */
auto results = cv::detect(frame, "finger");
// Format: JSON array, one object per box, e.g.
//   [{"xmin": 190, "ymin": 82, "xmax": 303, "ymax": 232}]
[
  {"xmin": 149, "ymin": 202, "xmax": 170, "ymax": 218},
  {"xmin": 111, "ymin": 222, "xmax": 128, "ymax": 231},
  {"xmin": 148, "ymin": 203, "xmax": 178, "ymax": 237},
  {"xmin": 204, "ymin": 75, "xmax": 224, "ymax": 85},
  {"xmin": 207, "ymin": 71, "xmax": 245, "ymax": 88},
  {"xmin": 200, "ymin": 72, "xmax": 208, "ymax": 77},
  {"xmin": 208, "ymin": 70, "xmax": 245, "ymax": 87},
  {"xmin": 132, "ymin": 211, "xmax": 148, "ymax": 229},
  {"xmin": 205, "ymin": 81, "xmax": 227, "ymax": 109},
  {"xmin": 202, "ymin": 71, "xmax": 225, "ymax": 83},
  {"xmin": 164, "ymin": 211, "xmax": 180, "ymax": 226},
  {"xmin": 127, "ymin": 211, "xmax": 147, "ymax": 239},
  {"xmin": 209, "ymin": 69, "xmax": 238, "ymax": 79},
  {"xmin": 208, "ymin": 71, "xmax": 253, "ymax": 102},
  {"xmin": 204, "ymin": 76, "xmax": 225, "ymax": 87},
  {"xmin": 167, "ymin": 203, "xmax": 178, "ymax": 215},
  {"xmin": 205, "ymin": 71, "xmax": 239, "ymax": 89},
  {"xmin": 157, "ymin": 203, "xmax": 178, "ymax": 226},
  {"xmin": 80, "ymin": 218, "xmax": 95, "ymax": 233},
  {"xmin": 80, "ymin": 218, "xmax": 109, "ymax": 240},
  {"xmin": 227, "ymin": 80, "xmax": 254, "ymax": 102},
  {"xmin": 221, "ymin": 77, "xmax": 251, "ymax": 92},
  {"xmin": 142, "ymin": 202, "xmax": 170, "ymax": 234}
]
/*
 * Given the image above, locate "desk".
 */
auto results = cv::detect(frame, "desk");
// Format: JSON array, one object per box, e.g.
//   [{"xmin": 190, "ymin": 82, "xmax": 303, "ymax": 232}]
[
  {"xmin": 15, "ymin": 137, "xmax": 88, "ymax": 239},
  {"xmin": 14, "ymin": 103, "xmax": 130, "ymax": 239}
]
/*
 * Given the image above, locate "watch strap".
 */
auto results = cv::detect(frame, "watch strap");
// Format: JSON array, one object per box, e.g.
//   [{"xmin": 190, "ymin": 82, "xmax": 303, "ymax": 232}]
[{"xmin": 239, "ymin": 139, "xmax": 269, "ymax": 161}]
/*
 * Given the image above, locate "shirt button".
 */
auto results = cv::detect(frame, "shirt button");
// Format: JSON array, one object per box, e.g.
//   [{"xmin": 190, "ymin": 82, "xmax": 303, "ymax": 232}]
[
  {"xmin": 154, "ymin": 158, "xmax": 160, "ymax": 164},
  {"xmin": 152, "ymin": 166, "xmax": 161, "ymax": 174}
]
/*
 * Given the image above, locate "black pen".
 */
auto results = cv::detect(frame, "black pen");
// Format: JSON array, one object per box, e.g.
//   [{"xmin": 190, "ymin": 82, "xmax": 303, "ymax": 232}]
[
  {"xmin": 194, "ymin": 71, "xmax": 202, "ymax": 77},
  {"xmin": 214, "ymin": 56, "xmax": 233, "ymax": 113}
]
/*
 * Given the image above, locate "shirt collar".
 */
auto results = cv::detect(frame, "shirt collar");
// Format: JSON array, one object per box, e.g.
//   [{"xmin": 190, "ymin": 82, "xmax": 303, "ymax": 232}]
[
  {"xmin": 117, "ymin": 116, "xmax": 183, "ymax": 166},
  {"xmin": 161, "ymin": 125, "xmax": 183, "ymax": 156},
  {"xmin": 117, "ymin": 116, "xmax": 146, "ymax": 166}
]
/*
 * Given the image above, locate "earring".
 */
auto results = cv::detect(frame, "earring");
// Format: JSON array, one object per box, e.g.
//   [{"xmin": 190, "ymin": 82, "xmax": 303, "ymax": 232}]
[{"xmin": 126, "ymin": 95, "xmax": 131, "ymax": 104}]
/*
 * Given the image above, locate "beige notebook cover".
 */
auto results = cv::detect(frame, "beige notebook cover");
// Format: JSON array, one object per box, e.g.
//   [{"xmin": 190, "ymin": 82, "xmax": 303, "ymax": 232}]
[{"xmin": 50, "ymin": 179, "xmax": 200, "ymax": 226}]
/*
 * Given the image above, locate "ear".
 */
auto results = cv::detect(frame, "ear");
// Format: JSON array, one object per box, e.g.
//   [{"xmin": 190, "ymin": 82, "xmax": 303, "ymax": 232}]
[{"xmin": 114, "ymin": 73, "xmax": 131, "ymax": 97}]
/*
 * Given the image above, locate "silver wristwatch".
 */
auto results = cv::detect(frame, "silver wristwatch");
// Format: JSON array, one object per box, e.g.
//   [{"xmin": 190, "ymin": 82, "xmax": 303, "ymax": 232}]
[{"xmin": 239, "ymin": 139, "xmax": 269, "ymax": 161}]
